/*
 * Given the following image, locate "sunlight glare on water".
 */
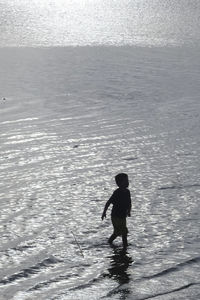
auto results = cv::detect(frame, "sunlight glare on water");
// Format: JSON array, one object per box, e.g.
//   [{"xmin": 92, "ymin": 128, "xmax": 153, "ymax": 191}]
[{"xmin": 0, "ymin": 0, "xmax": 200, "ymax": 47}]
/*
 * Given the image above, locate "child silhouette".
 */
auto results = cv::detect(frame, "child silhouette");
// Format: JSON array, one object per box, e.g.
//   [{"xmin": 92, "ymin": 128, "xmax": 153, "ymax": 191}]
[{"xmin": 102, "ymin": 173, "xmax": 131, "ymax": 248}]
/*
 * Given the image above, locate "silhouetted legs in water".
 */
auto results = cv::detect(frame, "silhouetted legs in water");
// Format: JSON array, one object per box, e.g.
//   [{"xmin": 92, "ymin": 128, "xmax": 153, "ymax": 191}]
[
  {"xmin": 108, "ymin": 233, "xmax": 117, "ymax": 244},
  {"xmin": 122, "ymin": 235, "xmax": 128, "ymax": 248},
  {"xmin": 108, "ymin": 233, "xmax": 128, "ymax": 248}
]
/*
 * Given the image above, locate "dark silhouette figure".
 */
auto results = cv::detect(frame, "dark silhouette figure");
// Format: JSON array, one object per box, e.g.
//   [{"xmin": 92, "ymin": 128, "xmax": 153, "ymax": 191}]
[{"xmin": 101, "ymin": 173, "xmax": 131, "ymax": 248}]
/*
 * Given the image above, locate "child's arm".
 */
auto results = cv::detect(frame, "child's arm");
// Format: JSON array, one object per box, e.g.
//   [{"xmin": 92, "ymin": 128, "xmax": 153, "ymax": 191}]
[
  {"xmin": 101, "ymin": 199, "xmax": 112, "ymax": 220},
  {"xmin": 101, "ymin": 190, "xmax": 116, "ymax": 220},
  {"xmin": 127, "ymin": 190, "xmax": 132, "ymax": 217}
]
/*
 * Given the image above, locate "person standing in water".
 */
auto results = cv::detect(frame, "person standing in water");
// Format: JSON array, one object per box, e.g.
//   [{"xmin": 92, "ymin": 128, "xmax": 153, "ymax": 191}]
[{"xmin": 101, "ymin": 173, "xmax": 131, "ymax": 248}]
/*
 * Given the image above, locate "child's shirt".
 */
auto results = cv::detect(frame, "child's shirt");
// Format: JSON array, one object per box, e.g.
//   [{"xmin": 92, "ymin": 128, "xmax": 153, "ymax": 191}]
[{"xmin": 108, "ymin": 188, "xmax": 131, "ymax": 218}]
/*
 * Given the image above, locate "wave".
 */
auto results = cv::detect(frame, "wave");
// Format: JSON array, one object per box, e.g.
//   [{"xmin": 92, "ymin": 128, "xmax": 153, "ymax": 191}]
[
  {"xmin": 158, "ymin": 183, "xmax": 200, "ymax": 190},
  {"xmin": 0, "ymin": 118, "xmax": 39, "ymax": 125},
  {"xmin": 139, "ymin": 282, "xmax": 200, "ymax": 300},
  {"xmin": 143, "ymin": 256, "xmax": 200, "ymax": 279},
  {"xmin": 0, "ymin": 256, "xmax": 61, "ymax": 286},
  {"xmin": 102, "ymin": 281, "xmax": 200, "ymax": 300},
  {"xmin": 28, "ymin": 274, "xmax": 72, "ymax": 292},
  {"xmin": 28, "ymin": 262, "xmax": 96, "ymax": 292}
]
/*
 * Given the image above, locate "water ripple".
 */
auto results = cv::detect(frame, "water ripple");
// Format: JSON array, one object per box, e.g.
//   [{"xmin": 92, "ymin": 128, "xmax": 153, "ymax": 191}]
[{"xmin": 0, "ymin": 256, "xmax": 62, "ymax": 286}]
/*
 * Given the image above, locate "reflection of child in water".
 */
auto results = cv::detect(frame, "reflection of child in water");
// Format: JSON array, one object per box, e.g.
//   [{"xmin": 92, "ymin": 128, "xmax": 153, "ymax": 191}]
[
  {"xmin": 101, "ymin": 173, "xmax": 131, "ymax": 248},
  {"xmin": 107, "ymin": 247, "xmax": 133, "ymax": 285}
]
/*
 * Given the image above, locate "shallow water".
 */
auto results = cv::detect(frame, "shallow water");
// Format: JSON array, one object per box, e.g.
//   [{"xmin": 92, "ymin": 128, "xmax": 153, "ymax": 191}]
[{"xmin": 0, "ymin": 46, "xmax": 200, "ymax": 299}]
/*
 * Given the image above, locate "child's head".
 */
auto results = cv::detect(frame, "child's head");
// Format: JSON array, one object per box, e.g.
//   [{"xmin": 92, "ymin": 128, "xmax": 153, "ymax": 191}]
[{"xmin": 115, "ymin": 173, "xmax": 129, "ymax": 188}]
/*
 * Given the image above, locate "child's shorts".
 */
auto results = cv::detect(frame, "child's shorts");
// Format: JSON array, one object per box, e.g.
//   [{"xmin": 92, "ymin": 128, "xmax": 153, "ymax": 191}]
[{"xmin": 111, "ymin": 216, "xmax": 128, "ymax": 236}]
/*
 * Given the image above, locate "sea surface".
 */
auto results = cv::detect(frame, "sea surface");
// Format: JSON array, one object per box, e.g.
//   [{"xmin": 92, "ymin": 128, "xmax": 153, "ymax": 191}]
[
  {"xmin": 0, "ymin": 0, "xmax": 200, "ymax": 47},
  {"xmin": 0, "ymin": 1, "xmax": 200, "ymax": 300}
]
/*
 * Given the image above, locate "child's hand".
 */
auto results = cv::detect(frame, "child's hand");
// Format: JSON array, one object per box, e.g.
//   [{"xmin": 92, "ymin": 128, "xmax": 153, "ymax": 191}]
[{"xmin": 101, "ymin": 212, "xmax": 106, "ymax": 220}]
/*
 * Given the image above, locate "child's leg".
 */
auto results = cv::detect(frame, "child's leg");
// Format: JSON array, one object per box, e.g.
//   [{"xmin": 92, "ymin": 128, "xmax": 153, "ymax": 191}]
[
  {"xmin": 108, "ymin": 233, "xmax": 117, "ymax": 244},
  {"xmin": 122, "ymin": 234, "xmax": 128, "ymax": 248}
]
